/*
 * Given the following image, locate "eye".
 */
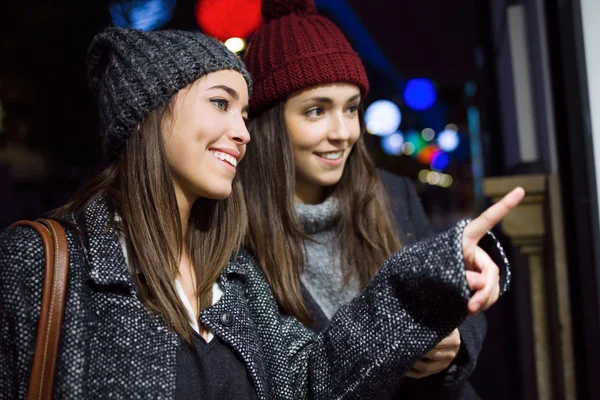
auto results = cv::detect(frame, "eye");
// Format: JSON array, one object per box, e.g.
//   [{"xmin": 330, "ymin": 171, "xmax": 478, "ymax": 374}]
[
  {"xmin": 346, "ymin": 104, "xmax": 359, "ymax": 114},
  {"xmin": 210, "ymin": 98, "xmax": 230, "ymax": 111},
  {"xmin": 304, "ymin": 107, "xmax": 324, "ymax": 119}
]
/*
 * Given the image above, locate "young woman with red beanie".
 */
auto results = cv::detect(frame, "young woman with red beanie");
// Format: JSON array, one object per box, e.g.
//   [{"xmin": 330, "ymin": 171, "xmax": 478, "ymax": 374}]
[{"xmin": 241, "ymin": 0, "xmax": 508, "ymax": 398}]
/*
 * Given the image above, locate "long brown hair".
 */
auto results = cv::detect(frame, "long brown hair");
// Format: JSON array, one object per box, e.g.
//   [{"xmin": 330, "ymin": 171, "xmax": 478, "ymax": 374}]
[
  {"xmin": 239, "ymin": 101, "xmax": 400, "ymax": 325},
  {"xmin": 53, "ymin": 102, "xmax": 247, "ymax": 343}
]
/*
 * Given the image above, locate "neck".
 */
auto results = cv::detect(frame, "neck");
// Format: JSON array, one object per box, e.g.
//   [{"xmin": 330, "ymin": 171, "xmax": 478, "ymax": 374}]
[{"xmin": 295, "ymin": 180, "xmax": 326, "ymax": 204}]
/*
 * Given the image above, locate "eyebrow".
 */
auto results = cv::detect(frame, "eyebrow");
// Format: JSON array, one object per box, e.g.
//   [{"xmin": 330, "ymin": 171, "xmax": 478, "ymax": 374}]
[
  {"xmin": 303, "ymin": 94, "xmax": 361, "ymax": 104},
  {"xmin": 208, "ymin": 85, "xmax": 239, "ymax": 100}
]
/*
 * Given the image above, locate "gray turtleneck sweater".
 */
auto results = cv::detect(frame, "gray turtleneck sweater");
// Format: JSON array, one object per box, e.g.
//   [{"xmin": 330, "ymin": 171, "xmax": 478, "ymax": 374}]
[{"xmin": 295, "ymin": 197, "xmax": 360, "ymax": 320}]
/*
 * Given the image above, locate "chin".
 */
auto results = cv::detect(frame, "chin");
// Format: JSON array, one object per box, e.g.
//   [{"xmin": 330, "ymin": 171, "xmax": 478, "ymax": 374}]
[
  {"xmin": 195, "ymin": 181, "xmax": 233, "ymax": 200},
  {"xmin": 314, "ymin": 172, "xmax": 344, "ymax": 187},
  {"xmin": 206, "ymin": 187, "xmax": 233, "ymax": 200}
]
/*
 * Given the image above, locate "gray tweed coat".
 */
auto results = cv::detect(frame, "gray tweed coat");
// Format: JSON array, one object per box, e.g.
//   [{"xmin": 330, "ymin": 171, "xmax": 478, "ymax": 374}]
[
  {"xmin": 0, "ymin": 197, "xmax": 509, "ymax": 399},
  {"xmin": 379, "ymin": 170, "xmax": 488, "ymax": 399}
]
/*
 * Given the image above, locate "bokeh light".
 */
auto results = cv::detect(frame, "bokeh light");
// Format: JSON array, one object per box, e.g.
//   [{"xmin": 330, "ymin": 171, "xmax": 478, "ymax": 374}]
[
  {"xmin": 196, "ymin": 0, "xmax": 262, "ymax": 41},
  {"xmin": 416, "ymin": 145, "xmax": 436, "ymax": 165},
  {"xmin": 109, "ymin": 0, "xmax": 176, "ymax": 31},
  {"xmin": 431, "ymin": 150, "xmax": 450, "ymax": 170},
  {"xmin": 381, "ymin": 132, "xmax": 404, "ymax": 155},
  {"xmin": 421, "ymin": 128, "xmax": 435, "ymax": 142},
  {"xmin": 365, "ymin": 100, "xmax": 402, "ymax": 136},
  {"xmin": 403, "ymin": 78, "xmax": 437, "ymax": 111},
  {"xmin": 419, "ymin": 169, "xmax": 453, "ymax": 188},
  {"xmin": 402, "ymin": 142, "xmax": 415, "ymax": 155},
  {"xmin": 224, "ymin": 37, "xmax": 246, "ymax": 53},
  {"xmin": 437, "ymin": 128, "xmax": 460, "ymax": 152}
]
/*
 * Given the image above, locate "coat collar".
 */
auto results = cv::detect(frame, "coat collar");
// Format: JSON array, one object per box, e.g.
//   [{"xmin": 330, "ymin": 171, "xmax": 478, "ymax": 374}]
[
  {"xmin": 82, "ymin": 196, "xmax": 135, "ymax": 289},
  {"xmin": 221, "ymin": 249, "xmax": 253, "ymax": 280},
  {"xmin": 81, "ymin": 197, "xmax": 251, "ymax": 289}
]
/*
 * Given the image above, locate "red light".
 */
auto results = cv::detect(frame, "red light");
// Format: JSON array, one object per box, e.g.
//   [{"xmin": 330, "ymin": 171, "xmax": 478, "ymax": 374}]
[
  {"xmin": 416, "ymin": 144, "xmax": 438, "ymax": 165},
  {"xmin": 195, "ymin": 0, "xmax": 262, "ymax": 41}
]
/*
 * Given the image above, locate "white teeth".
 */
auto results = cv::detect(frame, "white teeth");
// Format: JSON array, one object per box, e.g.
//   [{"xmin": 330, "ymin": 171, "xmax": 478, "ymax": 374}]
[
  {"xmin": 210, "ymin": 151, "xmax": 237, "ymax": 167},
  {"xmin": 316, "ymin": 151, "xmax": 344, "ymax": 160}
]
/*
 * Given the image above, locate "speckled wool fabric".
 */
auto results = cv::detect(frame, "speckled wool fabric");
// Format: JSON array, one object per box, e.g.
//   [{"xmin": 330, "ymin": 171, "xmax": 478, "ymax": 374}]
[
  {"xmin": 301, "ymin": 171, "xmax": 493, "ymax": 399},
  {"xmin": 0, "ymin": 197, "xmax": 510, "ymax": 399}
]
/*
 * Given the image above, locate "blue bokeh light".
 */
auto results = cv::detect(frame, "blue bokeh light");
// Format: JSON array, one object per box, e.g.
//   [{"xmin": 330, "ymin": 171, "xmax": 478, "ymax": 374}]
[
  {"xmin": 431, "ymin": 151, "xmax": 450, "ymax": 170},
  {"xmin": 109, "ymin": 0, "xmax": 176, "ymax": 31},
  {"xmin": 403, "ymin": 78, "xmax": 437, "ymax": 111}
]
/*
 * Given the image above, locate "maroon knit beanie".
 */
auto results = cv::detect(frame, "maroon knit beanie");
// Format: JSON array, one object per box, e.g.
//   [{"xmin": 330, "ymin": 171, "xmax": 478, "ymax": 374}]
[{"xmin": 244, "ymin": 0, "xmax": 369, "ymax": 114}]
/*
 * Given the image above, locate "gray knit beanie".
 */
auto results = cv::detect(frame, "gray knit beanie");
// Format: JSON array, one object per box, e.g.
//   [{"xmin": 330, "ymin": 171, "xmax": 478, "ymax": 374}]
[{"xmin": 87, "ymin": 27, "xmax": 252, "ymax": 159}]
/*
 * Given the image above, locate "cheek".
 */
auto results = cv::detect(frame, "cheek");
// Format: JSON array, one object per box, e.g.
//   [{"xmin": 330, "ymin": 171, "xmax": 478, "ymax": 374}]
[
  {"xmin": 289, "ymin": 124, "xmax": 327, "ymax": 151},
  {"xmin": 163, "ymin": 128, "xmax": 208, "ymax": 173}
]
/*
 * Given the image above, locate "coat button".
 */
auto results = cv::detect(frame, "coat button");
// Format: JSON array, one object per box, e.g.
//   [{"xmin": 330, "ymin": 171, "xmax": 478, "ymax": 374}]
[{"xmin": 220, "ymin": 311, "xmax": 234, "ymax": 327}]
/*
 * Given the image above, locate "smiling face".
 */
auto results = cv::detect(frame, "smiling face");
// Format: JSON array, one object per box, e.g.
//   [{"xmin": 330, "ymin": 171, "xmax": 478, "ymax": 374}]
[
  {"xmin": 284, "ymin": 83, "xmax": 362, "ymax": 204},
  {"xmin": 162, "ymin": 69, "xmax": 250, "ymax": 208}
]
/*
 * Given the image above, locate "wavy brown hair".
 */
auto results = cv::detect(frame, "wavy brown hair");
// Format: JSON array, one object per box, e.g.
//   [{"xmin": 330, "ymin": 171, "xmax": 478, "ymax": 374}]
[
  {"xmin": 239, "ymin": 102, "xmax": 400, "ymax": 325},
  {"xmin": 53, "ymin": 102, "xmax": 247, "ymax": 343}
]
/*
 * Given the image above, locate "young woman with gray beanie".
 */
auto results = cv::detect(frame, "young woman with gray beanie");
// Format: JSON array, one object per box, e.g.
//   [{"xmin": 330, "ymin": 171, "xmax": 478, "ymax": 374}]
[{"xmin": 0, "ymin": 26, "xmax": 522, "ymax": 399}]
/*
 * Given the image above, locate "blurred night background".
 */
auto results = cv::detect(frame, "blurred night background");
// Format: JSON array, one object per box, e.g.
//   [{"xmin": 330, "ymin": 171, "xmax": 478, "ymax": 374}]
[{"xmin": 2, "ymin": 0, "xmax": 600, "ymax": 398}]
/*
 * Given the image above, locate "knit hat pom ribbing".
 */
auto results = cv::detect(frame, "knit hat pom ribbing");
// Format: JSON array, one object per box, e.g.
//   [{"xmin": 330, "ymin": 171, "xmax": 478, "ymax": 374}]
[{"xmin": 262, "ymin": 0, "xmax": 317, "ymax": 22}]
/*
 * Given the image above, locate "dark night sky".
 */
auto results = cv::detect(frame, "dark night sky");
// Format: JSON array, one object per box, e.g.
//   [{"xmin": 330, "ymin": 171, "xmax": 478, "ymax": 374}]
[{"xmin": 347, "ymin": 0, "xmax": 481, "ymax": 86}]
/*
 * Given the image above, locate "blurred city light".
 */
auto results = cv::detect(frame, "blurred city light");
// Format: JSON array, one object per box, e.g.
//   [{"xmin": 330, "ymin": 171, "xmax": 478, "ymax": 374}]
[
  {"xmin": 421, "ymin": 127, "xmax": 435, "ymax": 142},
  {"xmin": 430, "ymin": 150, "xmax": 450, "ymax": 170},
  {"xmin": 224, "ymin": 37, "xmax": 246, "ymax": 53},
  {"xmin": 109, "ymin": 0, "xmax": 176, "ymax": 31},
  {"xmin": 403, "ymin": 78, "xmax": 437, "ymax": 111},
  {"xmin": 406, "ymin": 129, "xmax": 426, "ymax": 154},
  {"xmin": 416, "ymin": 144, "xmax": 436, "ymax": 164},
  {"xmin": 365, "ymin": 100, "xmax": 402, "ymax": 136},
  {"xmin": 381, "ymin": 132, "xmax": 404, "ymax": 155},
  {"xmin": 418, "ymin": 169, "xmax": 453, "ymax": 188},
  {"xmin": 439, "ymin": 174, "xmax": 453, "ymax": 187},
  {"xmin": 437, "ymin": 128, "xmax": 460, "ymax": 152},
  {"xmin": 195, "ymin": 0, "xmax": 262, "ymax": 41},
  {"xmin": 426, "ymin": 171, "xmax": 441, "ymax": 185},
  {"xmin": 402, "ymin": 142, "xmax": 415, "ymax": 155}
]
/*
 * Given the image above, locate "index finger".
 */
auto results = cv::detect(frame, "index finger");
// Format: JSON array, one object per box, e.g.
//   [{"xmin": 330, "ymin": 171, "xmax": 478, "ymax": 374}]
[{"xmin": 464, "ymin": 187, "xmax": 525, "ymax": 242}]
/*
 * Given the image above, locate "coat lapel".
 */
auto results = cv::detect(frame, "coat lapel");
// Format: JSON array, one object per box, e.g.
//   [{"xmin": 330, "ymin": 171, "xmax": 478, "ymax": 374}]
[
  {"xmin": 80, "ymin": 197, "xmax": 179, "ymax": 398},
  {"xmin": 201, "ymin": 257, "xmax": 269, "ymax": 400}
]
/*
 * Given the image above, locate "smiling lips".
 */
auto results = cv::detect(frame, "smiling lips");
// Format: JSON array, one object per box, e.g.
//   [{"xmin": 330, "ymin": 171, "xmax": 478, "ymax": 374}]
[
  {"xmin": 314, "ymin": 150, "xmax": 344, "ymax": 160},
  {"xmin": 210, "ymin": 150, "xmax": 238, "ymax": 168},
  {"xmin": 209, "ymin": 149, "xmax": 343, "ymax": 168}
]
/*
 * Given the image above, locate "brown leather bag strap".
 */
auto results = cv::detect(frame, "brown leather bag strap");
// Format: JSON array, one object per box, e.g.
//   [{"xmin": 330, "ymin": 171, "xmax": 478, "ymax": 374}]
[{"xmin": 9, "ymin": 218, "xmax": 70, "ymax": 400}]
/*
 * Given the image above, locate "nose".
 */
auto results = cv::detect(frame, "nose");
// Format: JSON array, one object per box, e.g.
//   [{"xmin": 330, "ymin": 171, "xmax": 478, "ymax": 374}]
[
  {"xmin": 228, "ymin": 117, "xmax": 251, "ymax": 145},
  {"xmin": 328, "ymin": 112, "xmax": 350, "ymax": 141}
]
